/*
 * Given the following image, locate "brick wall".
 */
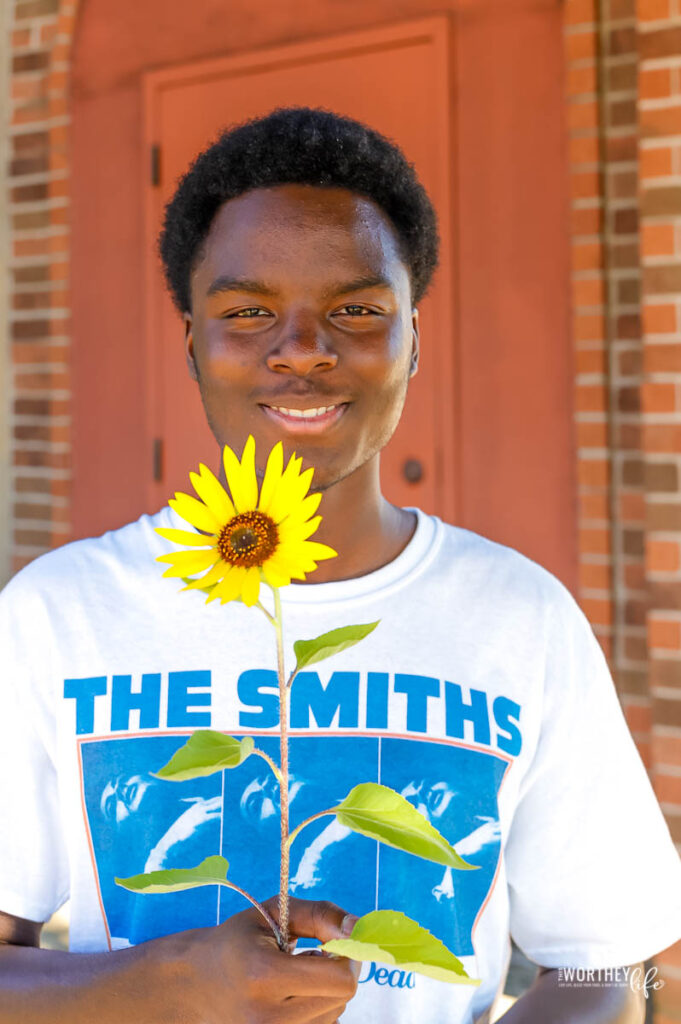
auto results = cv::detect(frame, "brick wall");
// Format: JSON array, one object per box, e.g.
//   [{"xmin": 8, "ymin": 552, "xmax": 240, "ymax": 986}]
[
  {"xmin": 638, "ymin": 0, "xmax": 681, "ymax": 1014},
  {"xmin": 7, "ymin": 0, "xmax": 76, "ymax": 578},
  {"xmin": 565, "ymin": 0, "xmax": 681, "ymax": 1013}
]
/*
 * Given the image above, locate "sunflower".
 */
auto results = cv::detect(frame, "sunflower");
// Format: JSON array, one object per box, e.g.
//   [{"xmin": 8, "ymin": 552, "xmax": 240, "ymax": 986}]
[{"xmin": 155, "ymin": 436, "xmax": 337, "ymax": 607}]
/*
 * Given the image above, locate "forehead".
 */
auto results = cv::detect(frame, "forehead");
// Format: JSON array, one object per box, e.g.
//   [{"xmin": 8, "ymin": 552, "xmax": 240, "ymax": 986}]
[{"xmin": 192, "ymin": 184, "xmax": 409, "ymax": 291}]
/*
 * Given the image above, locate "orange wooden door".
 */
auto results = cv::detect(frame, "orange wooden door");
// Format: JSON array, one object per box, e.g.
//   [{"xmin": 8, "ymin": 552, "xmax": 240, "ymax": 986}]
[{"xmin": 143, "ymin": 18, "xmax": 456, "ymax": 520}]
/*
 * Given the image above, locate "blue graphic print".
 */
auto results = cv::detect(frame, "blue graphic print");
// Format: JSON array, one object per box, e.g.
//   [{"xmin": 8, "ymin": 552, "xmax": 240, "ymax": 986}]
[{"xmin": 80, "ymin": 734, "xmax": 507, "ymax": 954}]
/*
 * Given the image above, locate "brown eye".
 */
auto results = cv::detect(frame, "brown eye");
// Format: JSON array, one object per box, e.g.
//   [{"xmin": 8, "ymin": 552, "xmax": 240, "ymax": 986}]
[
  {"xmin": 337, "ymin": 305, "xmax": 375, "ymax": 316},
  {"xmin": 229, "ymin": 307, "xmax": 270, "ymax": 318}
]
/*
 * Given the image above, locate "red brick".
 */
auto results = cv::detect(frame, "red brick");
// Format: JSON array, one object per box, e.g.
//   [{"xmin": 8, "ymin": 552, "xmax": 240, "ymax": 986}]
[
  {"xmin": 641, "ymin": 106, "xmax": 681, "ymax": 140},
  {"xmin": 579, "ymin": 561, "xmax": 611, "ymax": 590},
  {"xmin": 576, "ymin": 347, "xmax": 606, "ymax": 373},
  {"xmin": 640, "ymin": 145, "xmax": 674, "ymax": 179},
  {"xmin": 579, "ymin": 492, "xmax": 609, "ymax": 518},
  {"xmin": 572, "ymin": 242, "xmax": 603, "ymax": 271},
  {"xmin": 579, "ymin": 526, "xmax": 611, "ymax": 555},
  {"xmin": 567, "ymin": 99, "xmax": 599, "ymax": 132},
  {"xmin": 564, "ymin": 0, "xmax": 596, "ymax": 25},
  {"xmin": 569, "ymin": 135, "xmax": 600, "ymax": 164},
  {"xmin": 576, "ymin": 383, "xmax": 608, "ymax": 412},
  {"xmin": 578, "ymin": 458, "xmax": 610, "ymax": 488},
  {"xmin": 648, "ymin": 539, "xmax": 681, "ymax": 574},
  {"xmin": 580, "ymin": 596, "xmax": 612, "ymax": 626},
  {"xmin": 567, "ymin": 65, "xmax": 598, "ymax": 96},
  {"xmin": 643, "ymin": 304, "xmax": 677, "ymax": 335},
  {"xmin": 652, "ymin": 733, "xmax": 681, "ymax": 768},
  {"xmin": 641, "ymin": 223, "xmax": 676, "ymax": 258},
  {"xmin": 573, "ymin": 277, "xmax": 605, "ymax": 306},
  {"xmin": 624, "ymin": 562, "xmax": 646, "ymax": 590},
  {"xmin": 575, "ymin": 315, "xmax": 605, "ymax": 342},
  {"xmin": 565, "ymin": 30, "xmax": 596, "ymax": 61},
  {"xmin": 571, "ymin": 205, "xmax": 603, "ymax": 235},
  {"xmin": 654, "ymin": 772, "xmax": 681, "ymax": 805},
  {"xmin": 642, "ymin": 381, "xmax": 677, "ymax": 414},
  {"xmin": 623, "ymin": 701, "xmax": 652, "ymax": 734},
  {"xmin": 619, "ymin": 493, "xmax": 646, "ymax": 521},
  {"xmin": 638, "ymin": 0, "xmax": 671, "ymax": 18},
  {"xmin": 649, "ymin": 618, "xmax": 681, "ymax": 650},
  {"xmin": 640, "ymin": 67, "xmax": 673, "ymax": 100},
  {"xmin": 644, "ymin": 424, "xmax": 681, "ymax": 453},
  {"xmin": 644, "ymin": 345, "xmax": 681, "ymax": 373}
]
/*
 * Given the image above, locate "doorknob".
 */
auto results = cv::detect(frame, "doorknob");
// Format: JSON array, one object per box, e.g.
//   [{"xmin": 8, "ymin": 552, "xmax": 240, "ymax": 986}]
[{"xmin": 402, "ymin": 458, "xmax": 423, "ymax": 484}]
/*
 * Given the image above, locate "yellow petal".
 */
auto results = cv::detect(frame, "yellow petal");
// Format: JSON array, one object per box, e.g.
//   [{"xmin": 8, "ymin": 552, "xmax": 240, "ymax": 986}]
[
  {"xmin": 268, "ymin": 456, "xmax": 312, "ymax": 523},
  {"xmin": 209, "ymin": 567, "xmax": 246, "ymax": 604},
  {"xmin": 300, "ymin": 540, "xmax": 338, "ymax": 562},
  {"xmin": 158, "ymin": 550, "xmax": 221, "ymax": 577},
  {"xmin": 257, "ymin": 442, "xmax": 284, "ymax": 516},
  {"xmin": 190, "ymin": 464, "xmax": 235, "ymax": 522},
  {"xmin": 181, "ymin": 561, "xmax": 228, "ymax": 590},
  {"xmin": 169, "ymin": 492, "xmax": 222, "ymax": 534},
  {"xmin": 241, "ymin": 566, "xmax": 261, "ymax": 606},
  {"xmin": 265, "ymin": 551, "xmax": 308, "ymax": 581},
  {"xmin": 261, "ymin": 558, "xmax": 291, "ymax": 588},
  {"xmin": 223, "ymin": 435, "xmax": 258, "ymax": 513},
  {"xmin": 155, "ymin": 527, "xmax": 215, "ymax": 547},
  {"xmin": 280, "ymin": 492, "xmax": 322, "ymax": 525},
  {"xmin": 278, "ymin": 515, "xmax": 322, "ymax": 543}
]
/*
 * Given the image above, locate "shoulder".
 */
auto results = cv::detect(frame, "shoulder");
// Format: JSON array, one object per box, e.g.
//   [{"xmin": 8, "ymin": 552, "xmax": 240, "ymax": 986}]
[
  {"xmin": 1, "ymin": 508, "xmax": 171, "ymax": 609},
  {"xmin": 427, "ymin": 512, "xmax": 579, "ymax": 623}
]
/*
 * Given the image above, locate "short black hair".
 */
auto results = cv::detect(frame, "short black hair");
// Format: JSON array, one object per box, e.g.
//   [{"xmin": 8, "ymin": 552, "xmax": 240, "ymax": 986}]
[{"xmin": 158, "ymin": 106, "xmax": 439, "ymax": 314}]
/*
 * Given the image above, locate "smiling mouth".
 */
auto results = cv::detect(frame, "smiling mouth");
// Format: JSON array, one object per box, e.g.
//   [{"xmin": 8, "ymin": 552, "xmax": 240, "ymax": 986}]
[{"xmin": 260, "ymin": 403, "xmax": 349, "ymax": 433}]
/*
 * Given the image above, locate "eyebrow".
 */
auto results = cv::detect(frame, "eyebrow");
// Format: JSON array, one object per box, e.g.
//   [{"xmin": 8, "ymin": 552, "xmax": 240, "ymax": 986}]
[{"xmin": 205, "ymin": 274, "xmax": 395, "ymax": 300}]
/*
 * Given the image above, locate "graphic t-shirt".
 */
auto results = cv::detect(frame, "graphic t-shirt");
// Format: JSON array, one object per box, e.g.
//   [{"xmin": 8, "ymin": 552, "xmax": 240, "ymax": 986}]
[{"xmin": 1, "ymin": 506, "xmax": 680, "ymax": 1024}]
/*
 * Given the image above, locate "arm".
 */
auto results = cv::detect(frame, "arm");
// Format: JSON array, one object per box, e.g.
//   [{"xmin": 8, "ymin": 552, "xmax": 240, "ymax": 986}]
[
  {"xmin": 0, "ymin": 899, "xmax": 359, "ymax": 1024},
  {"xmin": 497, "ymin": 964, "xmax": 646, "ymax": 1024}
]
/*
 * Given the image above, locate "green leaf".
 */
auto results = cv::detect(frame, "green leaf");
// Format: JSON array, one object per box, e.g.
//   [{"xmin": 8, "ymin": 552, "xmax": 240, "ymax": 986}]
[
  {"xmin": 153, "ymin": 730, "xmax": 254, "ymax": 781},
  {"xmin": 293, "ymin": 622, "xmax": 380, "ymax": 671},
  {"xmin": 333, "ymin": 783, "xmax": 478, "ymax": 870},
  {"xmin": 115, "ymin": 855, "xmax": 230, "ymax": 894},
  {"xmin": 321, "ymin": 910, "xmax": 480, "ymax": 986}
]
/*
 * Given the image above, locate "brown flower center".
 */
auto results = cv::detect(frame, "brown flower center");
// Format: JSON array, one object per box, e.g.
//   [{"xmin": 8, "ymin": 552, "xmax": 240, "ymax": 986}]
[{"xmin": 217, "ymin": 511, "xmax": 279, "ymax": 568}]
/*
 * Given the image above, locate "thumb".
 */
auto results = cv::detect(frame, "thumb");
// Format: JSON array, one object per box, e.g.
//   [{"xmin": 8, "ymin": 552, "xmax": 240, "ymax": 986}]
[{"xmin": 281, "ymin": 897, "xmax": 358, "ymax": 943}]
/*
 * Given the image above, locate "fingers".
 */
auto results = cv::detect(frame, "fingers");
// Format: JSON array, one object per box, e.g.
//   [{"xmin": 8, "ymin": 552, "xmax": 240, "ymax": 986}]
[{"xmin": 262, "ymin": 895, "xmax": 357, "ymax": 944}]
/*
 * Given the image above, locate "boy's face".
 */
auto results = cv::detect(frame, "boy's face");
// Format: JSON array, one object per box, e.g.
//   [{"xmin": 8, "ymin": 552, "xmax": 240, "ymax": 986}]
[{"xmin": 185, "ymin": 183, "xmax": 419, "ymax": 492}]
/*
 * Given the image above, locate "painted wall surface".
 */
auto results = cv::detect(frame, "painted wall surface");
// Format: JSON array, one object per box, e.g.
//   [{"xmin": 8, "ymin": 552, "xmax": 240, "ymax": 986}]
[{"xmin": 70, "ymin": 0, "xmax": 577, "ymax": 591}]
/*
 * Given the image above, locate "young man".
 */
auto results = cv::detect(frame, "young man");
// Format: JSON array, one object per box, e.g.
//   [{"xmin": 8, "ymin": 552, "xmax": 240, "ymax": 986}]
[{"xmin": 0, "ymin": 107, "xmax": 679, "ymax": 1024}]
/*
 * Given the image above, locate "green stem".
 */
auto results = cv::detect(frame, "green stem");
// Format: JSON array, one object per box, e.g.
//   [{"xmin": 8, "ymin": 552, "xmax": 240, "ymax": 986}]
[
  {"xmin": 273, "ymin": 587, "xmax": 290, "ymax": 948},
  {"xmin": 251, "ymin": 747, "xmax": 283, "ymax": 784},
  {"xmin": 286, "ymin": 809, "xmax": 336, "ymax": 851},
  {"xmin": 256, "ymin": 599, "xmax": 276, "ymax": 626}
]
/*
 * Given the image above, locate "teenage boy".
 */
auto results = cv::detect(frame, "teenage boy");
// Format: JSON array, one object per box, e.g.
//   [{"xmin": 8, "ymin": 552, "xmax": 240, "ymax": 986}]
[{"xmin": 1, "ymin": 107, "xmax": 680, "ymax": 1024}]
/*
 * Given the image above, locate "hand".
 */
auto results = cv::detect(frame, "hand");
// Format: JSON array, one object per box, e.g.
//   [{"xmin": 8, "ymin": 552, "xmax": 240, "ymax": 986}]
[{"xmin": 154, "ymin": 895, "xmax": 360, "ymax": 1023}]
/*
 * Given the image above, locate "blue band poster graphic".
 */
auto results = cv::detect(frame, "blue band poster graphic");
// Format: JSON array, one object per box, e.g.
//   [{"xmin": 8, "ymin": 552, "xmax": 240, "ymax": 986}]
[{"xmin": 79, "ymin": 733, "xmax": 509, "ymax": 957}]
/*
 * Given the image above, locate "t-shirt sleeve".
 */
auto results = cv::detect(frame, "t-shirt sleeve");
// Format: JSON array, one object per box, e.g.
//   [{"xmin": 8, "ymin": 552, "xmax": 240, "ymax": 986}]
[
  {"xmin": 0, "ymin": 574, "xmax": 70, "ymax": 922},
  {"xmin": 504, "ymin": 582, "xmax": 681, "ymax": 969}
]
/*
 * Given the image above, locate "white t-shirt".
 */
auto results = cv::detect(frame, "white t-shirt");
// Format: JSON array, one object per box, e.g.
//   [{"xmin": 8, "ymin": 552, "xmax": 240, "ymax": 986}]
[{"xmin": 1, "ymin": 506, "xmax": 680, "ymax": 1023}]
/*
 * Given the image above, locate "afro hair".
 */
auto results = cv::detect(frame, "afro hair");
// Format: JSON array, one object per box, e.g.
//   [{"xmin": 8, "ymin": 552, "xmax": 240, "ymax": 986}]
[{"xmin": 158, "ymin": 106, "xmax": 440, "ymax": 313}]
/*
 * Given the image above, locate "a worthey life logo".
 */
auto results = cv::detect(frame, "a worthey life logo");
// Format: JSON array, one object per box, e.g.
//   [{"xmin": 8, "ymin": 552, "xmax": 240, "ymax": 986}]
[{"xmin": 557, "ymin": 965, "xmax": 664, "ymax": 1000}]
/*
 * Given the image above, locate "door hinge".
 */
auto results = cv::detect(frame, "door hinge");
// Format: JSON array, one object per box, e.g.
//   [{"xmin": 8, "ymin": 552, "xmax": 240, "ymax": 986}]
[
  {"xmin": 153, "ymin": 438, "xmax": 164, "ymax": 482},
  {"xmin": 150, "ymin": 144, "xmax": 161, "ymax": 187}
]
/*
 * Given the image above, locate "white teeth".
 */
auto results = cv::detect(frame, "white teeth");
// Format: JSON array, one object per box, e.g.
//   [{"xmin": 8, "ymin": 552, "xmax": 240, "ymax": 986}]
[{"xmin": 271, "ymin": 405, "xmax": 338, "ymax": 419}]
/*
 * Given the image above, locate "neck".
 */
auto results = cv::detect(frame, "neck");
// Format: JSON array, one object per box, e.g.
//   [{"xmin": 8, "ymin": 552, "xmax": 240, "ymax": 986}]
[{"xmin": 298, "ymin": 459, "xmax": 417, "ymax": 584}]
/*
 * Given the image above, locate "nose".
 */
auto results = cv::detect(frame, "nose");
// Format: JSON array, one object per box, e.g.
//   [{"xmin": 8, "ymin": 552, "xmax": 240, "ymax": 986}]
[{"xmin": 266, "ymin": 311, "xmax": 338, "ymax": 375}]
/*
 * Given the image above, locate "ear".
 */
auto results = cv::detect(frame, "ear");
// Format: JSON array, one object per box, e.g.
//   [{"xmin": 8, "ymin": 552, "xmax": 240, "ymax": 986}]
[
  {"xmin": 409, "ymin": 308, "xmax": 420, "ymax": 379},
  {"xmin": 184, "ymin": 314, "xmax": 198, "ymax": 382}
]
